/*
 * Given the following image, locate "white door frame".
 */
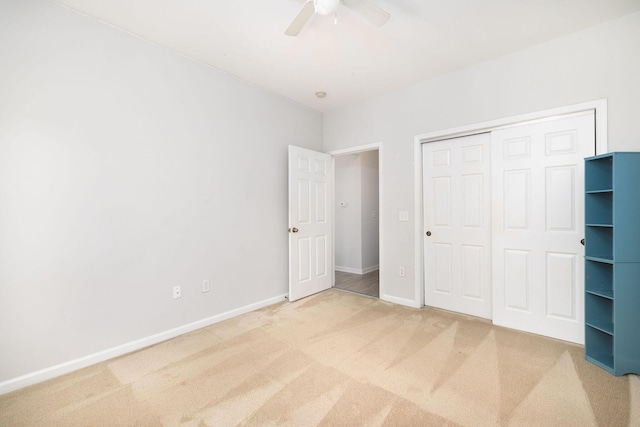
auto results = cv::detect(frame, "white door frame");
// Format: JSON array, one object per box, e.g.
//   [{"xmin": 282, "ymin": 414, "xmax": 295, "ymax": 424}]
[
  {"xmin": 413, "ymin": 99, "xmax": 608, "ymax": 309},
  {"xmin": 329, "ymin": 142, "xmax": 384, "ymax": 299}
]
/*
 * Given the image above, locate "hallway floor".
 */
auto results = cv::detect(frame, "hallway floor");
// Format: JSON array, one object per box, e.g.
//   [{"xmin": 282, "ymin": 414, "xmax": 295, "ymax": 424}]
[{"xmin": 334, "ymin": 270, "xmax": 379, "ymax": 298}]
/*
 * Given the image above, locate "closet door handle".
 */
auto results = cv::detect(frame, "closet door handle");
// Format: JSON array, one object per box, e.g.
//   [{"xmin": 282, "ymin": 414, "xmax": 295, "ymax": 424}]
[
  {"xmin": 426, "ymin": 231, "xmax": 432, "ymax": 237},
  {"xmin": 580, "ymin": 238, "xmax": 585, "ymax": 246}
]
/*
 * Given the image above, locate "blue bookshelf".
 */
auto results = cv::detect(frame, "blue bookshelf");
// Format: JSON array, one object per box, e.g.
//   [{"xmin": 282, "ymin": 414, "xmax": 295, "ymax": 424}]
[{"xmin": 584, "ymin": 152, "xmax": 640, "ymax": 376}]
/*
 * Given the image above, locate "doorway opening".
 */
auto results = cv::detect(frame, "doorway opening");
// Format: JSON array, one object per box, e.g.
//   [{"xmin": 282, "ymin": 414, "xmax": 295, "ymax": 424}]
[{"xmin": 332, "ymin": 148, "xmax": 380, "ymax": 298}]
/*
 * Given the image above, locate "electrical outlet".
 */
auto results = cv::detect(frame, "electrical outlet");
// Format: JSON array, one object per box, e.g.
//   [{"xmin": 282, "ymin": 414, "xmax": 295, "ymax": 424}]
[
  {"xmin": 399, "ymin": 211, "xmax": 409, "ymax": 221},
  {"xmin": 399, "ymin": 266, "xmax": 406, "ymax": 277},
  {"xmin": 202, "ymin": 279, "xmax": 211, "ymax": 293},
  {"xmin": 173, "ymin": 286, "xmax": 181, "ymax": 299}
]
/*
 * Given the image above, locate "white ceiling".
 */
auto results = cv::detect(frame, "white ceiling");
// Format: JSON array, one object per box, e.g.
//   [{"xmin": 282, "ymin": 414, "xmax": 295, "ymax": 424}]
[{"xmin": 56, "ymin": 0, "xmax": 640, "ymax": 112}]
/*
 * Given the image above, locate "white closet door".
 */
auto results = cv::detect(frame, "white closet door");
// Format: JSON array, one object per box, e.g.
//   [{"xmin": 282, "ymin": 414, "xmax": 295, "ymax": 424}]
[
  {"xmin": 491, "ymin": 113, "xmax": 595, "ymax": 344},
  {"xmin": 423, "ymin": 133, "xmax": 492, "ymax": 319}
]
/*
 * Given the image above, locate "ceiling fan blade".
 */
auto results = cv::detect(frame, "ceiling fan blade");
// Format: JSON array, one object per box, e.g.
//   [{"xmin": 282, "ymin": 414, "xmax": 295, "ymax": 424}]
[
  {"xmin": 285, "ymin": 1, "xmax": 316, "ymax": 36},
  {"xmin": 342, "ymin": 0, "xmax": 390, "ymax": 27}
]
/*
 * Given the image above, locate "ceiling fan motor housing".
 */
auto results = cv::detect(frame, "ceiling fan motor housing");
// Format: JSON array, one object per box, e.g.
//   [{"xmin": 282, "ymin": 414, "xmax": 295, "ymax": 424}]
[{"xmin": 314, "ymin": 0, "xmax": 340, "ymax": 15}]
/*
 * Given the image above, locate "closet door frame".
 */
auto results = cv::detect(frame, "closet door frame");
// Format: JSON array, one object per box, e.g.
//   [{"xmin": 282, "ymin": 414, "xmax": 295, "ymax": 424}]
[{"xmin": 413, "ymin": 99, "xmax": 608, "ymax": 311}]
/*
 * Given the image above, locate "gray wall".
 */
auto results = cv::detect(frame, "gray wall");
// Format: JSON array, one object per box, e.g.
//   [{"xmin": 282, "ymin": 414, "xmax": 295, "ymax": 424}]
[
  {"xmin": 360, "ymin": 150, "xmax": 379, "ymax": 271},
  {"xmin": 334, "ymin": 151, "xmax": 379, "ymax": 273},
  {"xmin": 334, "ymin": 154, "xmax": 362, "ymax": 271},
  {"xmin": 324, "ymin": 11, "xmax": 640, "ymax": 304},
  {"xmin": 0, "ymin": 0, "xmax": 322, "ymax": 384}
]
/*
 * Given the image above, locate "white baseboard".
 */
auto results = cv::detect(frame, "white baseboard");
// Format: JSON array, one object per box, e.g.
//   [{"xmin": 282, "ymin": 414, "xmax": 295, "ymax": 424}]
[
  {"xmin": 362, "ymin": 265, "xmax": 379, "ymax": 274},
  {"xmin": 381, "ymin": 293, "xmax": 421, "ymax": 309},
  {"xmin": 335, "ymin": 265, "xmax": 362, "ymax": 274},
  {"xmin": 335, "ymin": 265, "xmax": 379, "ymax": 275},
  {"xmin": 0, "ymin": 294, "xmax": 287, "ymax": 396}
]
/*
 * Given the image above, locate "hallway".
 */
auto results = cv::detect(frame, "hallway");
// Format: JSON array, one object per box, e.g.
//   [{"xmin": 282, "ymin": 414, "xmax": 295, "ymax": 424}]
[{"xmin": 334, "ymin": 270, "xmax": 379, "ymax": 298}]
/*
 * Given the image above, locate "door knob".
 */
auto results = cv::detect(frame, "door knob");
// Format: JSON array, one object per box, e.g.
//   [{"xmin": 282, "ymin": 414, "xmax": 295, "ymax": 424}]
[
  {"xmin": 580, "ymin": 238, "xmax": 585, "ymax": 246},
  {"xmin": 426, "ymin": 231, "xmax": 432, "ymax": 236},
  {"xmin": 289, "ymin": 227, "xmax": 299, "ymax": 233}
]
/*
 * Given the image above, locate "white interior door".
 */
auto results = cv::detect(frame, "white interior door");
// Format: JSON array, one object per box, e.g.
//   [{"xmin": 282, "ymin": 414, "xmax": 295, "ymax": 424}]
[
  {"xmin": 491, "ymin": 113, "xmax": 595, "ymax": 344},
  {"xmin": 288, "ymin": 145, "xmax": 333, "ymax": 301},
  {"xmin": 423, "ymin": 133, "xmax": 492, "ymax": 319}
]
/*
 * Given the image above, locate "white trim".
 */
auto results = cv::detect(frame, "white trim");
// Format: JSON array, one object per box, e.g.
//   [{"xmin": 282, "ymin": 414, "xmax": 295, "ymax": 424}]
[
  {"xmin": 381, "ymin": 293, "xmax": 421, "ymax": 309},
  {"xmin": 361, "ymin": 265, "xmax": 379, "ymax": 274},
  {"xmin": 413, "ymin": 134, "xmax": 424, "ymax": 309},
  {"xmin": 335, "ymin": 266, "xmax": 362, "ymax": 274},
  {"xmin": 335, "ymin": 265, "xmax": 379, "ymax": 275},
  {"xmin": 329, "ymin": 142, "xmax": 384, "ymax": 299},
  {"xmin": 329, "ymin": 142, "xmax": 382, "ymax": 156},
  {"xmin": 413, "ymin": 99, "xmax": 608, "ymax": 310},
  {"xmin": 415, "ymin": 99, "xmax": 608, "ymax": 151},
  {"xmin": 0, "ymin": 294, "xmax": 287, "ymax": 395}
]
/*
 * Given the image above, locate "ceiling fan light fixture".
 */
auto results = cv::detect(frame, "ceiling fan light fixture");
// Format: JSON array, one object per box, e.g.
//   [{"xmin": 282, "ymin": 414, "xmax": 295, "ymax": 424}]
[
  {"xmin": 285, "ymin": 0, "xmax": 389, "ymax": 37},
  {"xmin": 314, "ymin": 0, "xmax": 340, "ymax": 16}
]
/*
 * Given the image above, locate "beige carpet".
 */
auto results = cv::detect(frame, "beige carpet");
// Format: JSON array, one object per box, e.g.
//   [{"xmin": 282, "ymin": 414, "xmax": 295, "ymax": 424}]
[{"xmin": 1, "ymin": 289, "xmax": 638, "ymax": 426}]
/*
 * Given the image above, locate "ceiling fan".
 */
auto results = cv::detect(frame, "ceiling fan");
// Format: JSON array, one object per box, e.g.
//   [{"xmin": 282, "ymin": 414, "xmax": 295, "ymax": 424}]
[{"xmin": 285, "ymin": 0, "xmax": 390, "ymax": 36}]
